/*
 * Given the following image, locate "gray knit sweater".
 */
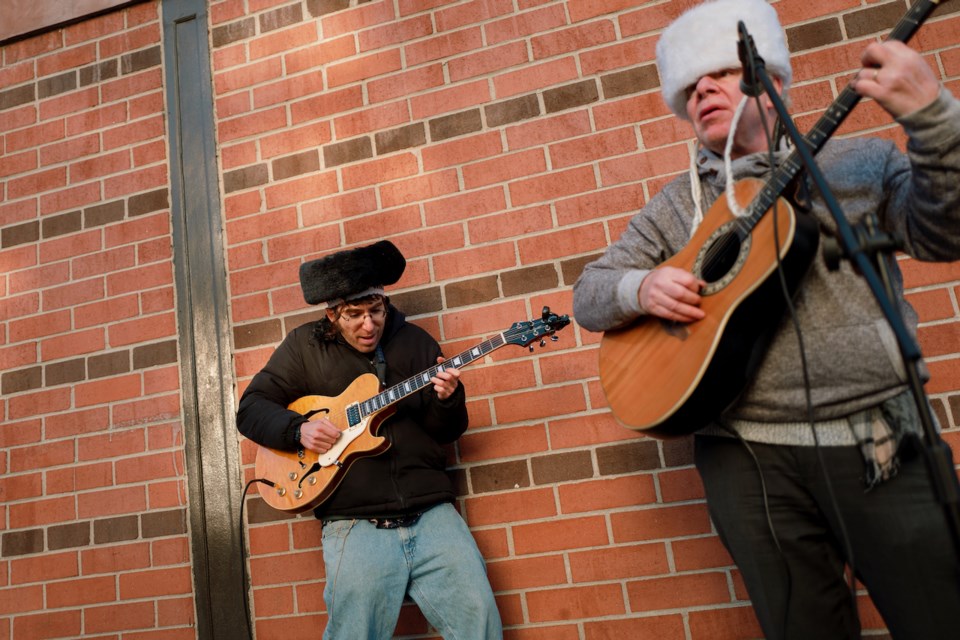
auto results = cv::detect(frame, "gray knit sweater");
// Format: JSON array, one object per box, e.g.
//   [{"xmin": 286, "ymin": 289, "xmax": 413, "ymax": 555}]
[{"xmin": 573, "ymin": 90, "xmax": 960, "ymax": 443}]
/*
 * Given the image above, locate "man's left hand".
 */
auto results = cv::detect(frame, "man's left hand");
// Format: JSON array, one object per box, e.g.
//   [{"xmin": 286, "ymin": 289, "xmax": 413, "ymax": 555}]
[
  {"xmin": 431, "ymin": 356, "xmax": 461, "ymax": 401},
  {"xmin": 853, "ymin": 40, "xmax": 940, "ymax": 118}
]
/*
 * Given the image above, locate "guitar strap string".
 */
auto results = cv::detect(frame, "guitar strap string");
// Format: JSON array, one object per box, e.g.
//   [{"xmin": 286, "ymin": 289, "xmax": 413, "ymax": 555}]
[{"xmin": 374, "ymin": 344, "xmax": 387, "ymax": 389}]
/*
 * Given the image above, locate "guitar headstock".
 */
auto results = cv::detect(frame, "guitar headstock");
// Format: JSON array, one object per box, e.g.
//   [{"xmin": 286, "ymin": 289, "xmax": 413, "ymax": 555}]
[{"xmin": 503, "ymin": 306, "xmax": 571, "ymax": 349}]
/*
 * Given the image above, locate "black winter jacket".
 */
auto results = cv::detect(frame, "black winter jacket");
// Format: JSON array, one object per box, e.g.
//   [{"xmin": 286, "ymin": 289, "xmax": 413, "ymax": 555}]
[{"xmin": 236, "ymin": 305, "xmax": 468, "ymax": 519}]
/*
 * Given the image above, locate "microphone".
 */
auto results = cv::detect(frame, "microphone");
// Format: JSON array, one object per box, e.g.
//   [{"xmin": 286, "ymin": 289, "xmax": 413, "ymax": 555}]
[{"xmin": 737, "ymin": 21, "xmax": 762, "ymax": 97}]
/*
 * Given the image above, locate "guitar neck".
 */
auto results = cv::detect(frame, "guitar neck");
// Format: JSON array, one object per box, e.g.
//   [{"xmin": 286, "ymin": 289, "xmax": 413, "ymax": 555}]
[
  {"xmin": 742, "ymin": 0, "xmax": 941, "ymax": 226},
  {"xmin": 355, "ymin": 333, "xmax": 507, "ymax": 419}
]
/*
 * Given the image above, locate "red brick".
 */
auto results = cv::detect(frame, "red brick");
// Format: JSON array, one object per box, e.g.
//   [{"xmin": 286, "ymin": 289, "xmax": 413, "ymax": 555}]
[
  {"xmin": 581, "ymin": 36, "xmax": 657, "ymax": 76},
  {"xmin": 151, "ymin": 537, "xmax": 190, "ymax": 566},
  {"xmin": 6, "ymin": 121, "xmax": 65, "ymax": 154},
  {"xmin": 8, "ymin": 388, "xmax": 73, "ymax": 424},
  {"xmin": 432, "ymin": 238, "xmax": 517, "ymax": 279},
  {"xmin": 369, "ymin": 64, "xmax": 445, "ymax": 104},
  {"xmin": 333, "ymin": 99, "xmax": 409, "ymax": 140},
  {"xmin": 11, "ymin": 610, "xmax": 82, "ymax": 640},
  {"xmin": 45, "ymin": 407, "xmax": 110, "ymax": 439},
  {"xmin": 227, "ymin": 209, "xmax": 297, "ymax": 245},
  {"xmin": 147, "ymin": 480, "xmax": 187, "ymax": 510},
  {"xmin": 494, "ymin": 383, "xmax": 587, "ymax": 425},
  {"xmin": 493, "ymin": 57, "xmax": 579, "ymax": 99},
  {"xmin": 405, "ymin": 27, "xmax": 483, "ymax": 67},
  {"xmin": 534, "ymin": 20, "xmax": 616, "ymax": 60},
  {"xmin": 301, "ymin": 191, "xmax": 375, "ymax": 230},
  {"xmin": 329, "ymin": 48, "xmax": 402, "ymax": 88},
  {"xmin": 251, "ymin": 22, "xmax": 318, "ymax": 61},
  {"xmin": 341, "ymin": 153, "xmax": 419, "ymax": 192},
  {"xmin": 464, "ymin": 487, "xmax": 556, "ymax": 526},
  {"xmin": 0, "ymin": 585, "xmax": 43, "ymax": 615},
  {"xmin": 467, "ymin": 204, "xmax": 554, "ymax": 244},
  {"xmin": 84, "ymin": 601, "xmax": 155, "ymax": 634},
  {"xmin": 219, "ymin": 106, "xmax": 288, "ymax": 143},
  {"xmin": 559, "ymin": 475, "xmax": 658, "ymax": 514},
  {"xmin": 320, "ymin": 0, "xmax": 396, "ymax": 38},
  {"xmin": 77, "ymin": 486, "xmax": 147, "ymax": 518},
  {"xmin": 918, "ymin": 321, "xmax": 960, "ymax": 358},
  {"xmin": 107, "ymin": 313, "xmax": 177, "ymax": 348},
  {"xmin": 115, "ymin": 451, "xmax": 181, "ymax": 484},
  {"xmin": 462, "ymin": 148, "xmax": 547, "ymax": 190},
  {"xmin": 549, "ymin": 127, "xmax": 638, "ymax": 169},
  {"xmin": 80, "ymin": 542, "xmax": 151, "ymax": 575},
  {"xmin": 249, "ymin": 549, "xmax": 325, "ymax": 586},
  {"xmin": 264, "ymin": 171, "xmax": 339, "ymax": 208},
  {"xmin": 46, "ymin": 462, "xmax": 113, "ymax": 495},
  {"xmin": 7, "ymin": 167, "xmax": 67, "ymax": 199},
  {"xmin": 290, "ymin": 86, "xmax": 364, "ymax": 125},
  {"xmin": 584, "ymin": 614, "xmax": 688, "ymax": 640},
  {"xmin": 0, "ymin": 473, "xmax": 42, "ymax": 503},
  {"xmin": 360, "ymin": 15, "xmax": 433, "ymax": 52},
  {"xmin": 119, "ymin": 566, "xmax": 192, "ymax": 599},
  {"xmin": 517, "ymin": 222, "xmax": 607, "ymax": 263},
  {"xmin": 341, "ymin": 206, "xmax": 420, "ymax": 245},
  {"xmin": 74, "ymin": 374, "xmax": 144, "ymax": 409},
  {"xmin": 410, "ymin": 79, "xmax": 490, "ymax": 120},
  {"xmin": 449, "ymin": 40, "xmax": 529, "ymax": 82},
  {"xmin": 672, "ymin": 536, "xmax": 735, "ymax": 572},
  {"xmin": 0, "ymin": 419, "xmax": 42, "ymax": 448},
  {"xmin": 659, "ymin": 467, "xmax": 705, "ymax": 503},
  {"xmin": 9, "ymin": 309, "xmax": 71, "ymax": 342},
  {"xmin": 386, "ymin": 168, "xmax": 460, "ymax": 206},
  {"xmin": 39, "ymin": 87, "xmax": 99, "ymax": 121},
  {"xmin": 688, "ymin": 603, "xmax": 763, "ymax": 640},
  {"xmin": 10, "ymin": 551, "xmax": 79, "ymax": 585},
  {"xmin": 253, "ymin": 585, "xmax": 296, "ymax": 617},
  {"xmin": 487, "ymin": 554, "xmax": 567, "ymax": 591},
  {"xmin": 527, "ymin": 583, "xmax": 626, "ymax": 622},
  {"xmin": 112, "ymin": 392, "xmax": 181, "ymax": 427},
  {"xmin": 570, "ymin": 542, "xmax": 669, "ymax": 583},
  {"xmin": 45, "ymin": 576, "xmax": 117, "ymax": 608},
  {"xmin": 438, "ymin": 0, "xmax": 514, "ymax": 31},
  {"xmin": 0, "ymin": 149, "xmax": 38, "ymax": 179},
  {"xmin": 9, "ymin": 495, "xmax": 77, "ymax": 528},
  {"xmin": 39, "ymin": 133, "xmax": 100, "ymax": 166},
  {"xmin": 266, "ymin": 227, "xmax": 340, "ymax": 266},
  {"xmin": 253, "ymin": 73, "xmax": 327, "ymax": 112},
  {"xmin": 424, "ymin": 186, "xmax": 507, "ymax": 227},
  {"xmin": 74, "ymin": 295, "xmax": 140, "ymax": 329},
  {"xmin": 905, "ymin": 287, "xmax": 955, "ymax": 323},
  {"xmin": 611, "ymin": 504, "xmax": 713, "ymax": 543},
  {"xmin": 78, "ymin": 427, "xmax": 146, "ymax": 462},
  {"xmin": 514, "ymin": 515, "xmax": 609, "ymax": 554},
  {"xmin": 485, "ymin": 4, "xmax": 567, "ymax": 46},
  {"xmin": 459, "ymin": 423, "xmax": 548, "ymax": 463}
]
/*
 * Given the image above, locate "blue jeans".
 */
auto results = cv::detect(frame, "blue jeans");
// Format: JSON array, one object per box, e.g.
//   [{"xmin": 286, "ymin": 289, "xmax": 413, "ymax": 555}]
[{"xmin": 320, "ymin": 503, "xmax": 502, "ymax": 639}]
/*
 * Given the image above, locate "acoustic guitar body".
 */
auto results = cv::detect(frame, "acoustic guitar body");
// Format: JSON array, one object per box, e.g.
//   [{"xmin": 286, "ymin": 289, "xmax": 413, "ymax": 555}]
[{"xmin": 599, "ymin": 178, "xmax": 820, "ymax": 437}]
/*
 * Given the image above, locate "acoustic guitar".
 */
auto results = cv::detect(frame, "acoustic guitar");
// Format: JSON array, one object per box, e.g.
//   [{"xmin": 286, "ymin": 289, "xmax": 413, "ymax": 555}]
[
  {"xmin": 255, "ymin": 307, "xmax": 570, "ymax": 513},
  {"xmin": 598, "ymin": 0, "xmax": 944, "ymax": 438}
]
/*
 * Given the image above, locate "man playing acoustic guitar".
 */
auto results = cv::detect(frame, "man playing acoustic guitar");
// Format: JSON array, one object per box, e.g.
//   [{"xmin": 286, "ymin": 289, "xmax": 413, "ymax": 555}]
[
  {"xmin": 573, "ymin": 0, "xmax": 960, "ymax": 637},
  {"xmin": 237, "ymin": 240, "xmax": 502, "ymax": 638}
]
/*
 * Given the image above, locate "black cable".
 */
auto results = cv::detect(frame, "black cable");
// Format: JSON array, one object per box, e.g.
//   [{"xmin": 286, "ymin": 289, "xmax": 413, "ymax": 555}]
[
  {"xmin": 753, "ymin": 92, "xmax": 860, "ymax": 635},
  {"xmin": 239, "ymin": 478, "xmax": 276, "ymax": 640}
]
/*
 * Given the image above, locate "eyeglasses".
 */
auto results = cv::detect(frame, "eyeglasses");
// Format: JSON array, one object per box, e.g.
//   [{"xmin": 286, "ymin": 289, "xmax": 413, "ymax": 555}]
[{"xmin": 339, "ymin": 307, "xmax": 387, "ymax": 326}]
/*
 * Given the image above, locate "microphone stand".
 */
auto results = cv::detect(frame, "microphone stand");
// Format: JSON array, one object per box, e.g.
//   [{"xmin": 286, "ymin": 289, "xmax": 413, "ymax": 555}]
[{"xmin": 739, "ymin": 27, "xmax": 960, "ymax": 556}]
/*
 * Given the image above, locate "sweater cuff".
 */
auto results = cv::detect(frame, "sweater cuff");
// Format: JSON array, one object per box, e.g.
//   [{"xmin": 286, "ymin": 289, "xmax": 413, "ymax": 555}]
[
  {"xmin": 618, "ymin": 269, "xmax": 650, "ymax": 316},
  {"xmin": 899, "ymin": 88, "xmax": 960, "ymax": 153}
]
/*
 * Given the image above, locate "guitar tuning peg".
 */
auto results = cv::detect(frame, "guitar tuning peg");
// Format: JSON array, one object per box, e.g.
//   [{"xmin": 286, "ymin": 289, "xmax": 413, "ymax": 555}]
[
  {"xmin": 550, "ymin": 335, "xmax": 559, "ymax": 342},
  {"xmin": 539, "ymin": 338, "xmax": 546, "ymax": 347},
  {"xmin": 528, "ymin": 345, "xmax": 534, "ymax": 352}
]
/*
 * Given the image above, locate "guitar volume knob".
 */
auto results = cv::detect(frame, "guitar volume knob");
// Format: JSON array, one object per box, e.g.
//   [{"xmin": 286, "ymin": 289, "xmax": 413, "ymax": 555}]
[
  {"xmin": 288, "ymin": 471, "xmax": 298, "ymax": 480},
  {"xmin": 294, "ymin": 489, "xmax": 303, "ymax": 499},
  {"xmin": 276, "ymin": 487, "xmax": 286, "ymax": 497}
]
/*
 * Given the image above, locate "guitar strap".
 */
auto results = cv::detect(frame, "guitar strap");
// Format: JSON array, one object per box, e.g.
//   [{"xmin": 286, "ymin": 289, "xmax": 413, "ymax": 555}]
[{"xmin": 373, "ymin": 343, "xmax": 387, "ymax": 389}]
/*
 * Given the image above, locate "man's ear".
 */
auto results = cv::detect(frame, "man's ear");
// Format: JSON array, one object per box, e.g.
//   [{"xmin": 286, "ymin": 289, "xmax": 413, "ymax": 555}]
[{"xmin": 325, "ymin": 308, "xmax": 337, "ymax": 322}]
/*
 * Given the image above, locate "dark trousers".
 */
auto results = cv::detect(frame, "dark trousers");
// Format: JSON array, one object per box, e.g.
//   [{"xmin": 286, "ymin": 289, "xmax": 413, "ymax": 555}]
[{"xmin": 695, "ymin": 434, "xmax": 960, "ymax": 639}]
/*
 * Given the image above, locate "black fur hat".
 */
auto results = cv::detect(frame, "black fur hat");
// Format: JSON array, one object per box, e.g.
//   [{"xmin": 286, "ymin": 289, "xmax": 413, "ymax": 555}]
[{"xmin": 299, "ymin": 240, "xmax": 406, "ymax": 306}]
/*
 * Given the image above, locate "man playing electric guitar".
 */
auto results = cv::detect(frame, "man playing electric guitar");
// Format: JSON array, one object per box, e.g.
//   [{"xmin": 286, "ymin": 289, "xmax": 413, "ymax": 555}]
[
  {"xmin": 573, "ymin": 0, "xmax": 960, "ymax": 637},
  {"xmin": 237, "ymin": 240, "xmax": 502, "ymax": 639}
]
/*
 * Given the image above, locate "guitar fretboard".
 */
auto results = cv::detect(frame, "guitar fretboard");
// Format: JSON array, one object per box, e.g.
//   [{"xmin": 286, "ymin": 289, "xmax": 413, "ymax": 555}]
[
  {"xmin": 346, "ymin": 333, "xmax": 508, "ymax": 426},
  {"xmin": 730, "ymin": 0, "xmax": 939, "ymax": 238}
]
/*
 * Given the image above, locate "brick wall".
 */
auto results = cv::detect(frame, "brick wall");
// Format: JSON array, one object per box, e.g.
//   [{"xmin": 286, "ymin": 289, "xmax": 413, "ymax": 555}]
[
  {"xmin": 0, "ymin": 2, "xmax": 195, "ymax": 638},
  {"xmin": 3, "ymin": 0, "xmax": 960, "ymax": 638}
]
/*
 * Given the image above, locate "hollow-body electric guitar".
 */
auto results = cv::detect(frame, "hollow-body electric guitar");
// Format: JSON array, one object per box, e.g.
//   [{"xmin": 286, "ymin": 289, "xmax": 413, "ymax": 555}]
[
  {"xmin": 598, "ymin": 0, "xmax": 944, "ymax": 438},
  {"xmin": 255, "ymin": 307, "xmax": 570, "ymax": 513}
]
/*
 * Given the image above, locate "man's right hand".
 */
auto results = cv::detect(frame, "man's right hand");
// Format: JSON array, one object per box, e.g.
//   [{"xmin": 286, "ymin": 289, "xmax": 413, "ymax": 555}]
[
  {"xmin": 299, "ymin": 418, "xmax": 341, "ymax": 454},
  {"xmin": 639, "ymin": 266, "xmax": 707, "ymax": 323}
]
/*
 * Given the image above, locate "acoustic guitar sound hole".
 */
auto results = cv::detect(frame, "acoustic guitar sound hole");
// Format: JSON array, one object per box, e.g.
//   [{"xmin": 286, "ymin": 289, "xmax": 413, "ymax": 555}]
[{"xmin": 701, "ymin": 232, "xmax": 742, "ymax": 283}]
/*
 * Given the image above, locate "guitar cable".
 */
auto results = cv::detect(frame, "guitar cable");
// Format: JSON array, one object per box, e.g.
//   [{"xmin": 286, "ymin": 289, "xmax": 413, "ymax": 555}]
[
  {"xmin": 745, "ymin": 95, "xmax": 860, "ymax": 636},
  {"xmin": 239, "ymin": 477, "xmax": 278, "ymax": 640}
]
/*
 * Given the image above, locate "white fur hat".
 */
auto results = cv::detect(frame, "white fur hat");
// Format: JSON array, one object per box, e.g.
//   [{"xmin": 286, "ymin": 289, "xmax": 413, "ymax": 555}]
[{"xmin": 656, "ymin": 0, "xmax": 792, "ymax": 119}]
